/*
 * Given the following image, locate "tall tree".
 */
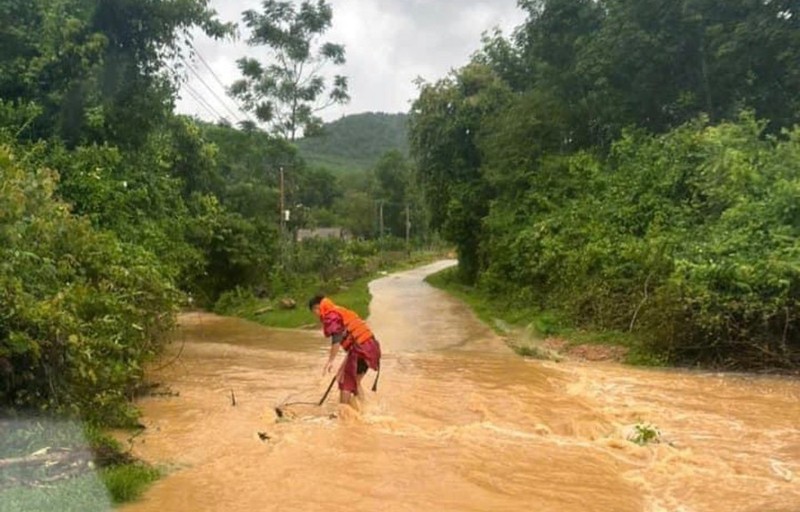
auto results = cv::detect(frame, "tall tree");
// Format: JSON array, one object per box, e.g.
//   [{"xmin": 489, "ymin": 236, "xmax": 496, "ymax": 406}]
[
  {"xmin": 230, "ymin": 0, "xmax": 349, "ymax": 141},
  {"xmin": 410, "ymin": 63, "xmax": 511, "ymax": 282}
]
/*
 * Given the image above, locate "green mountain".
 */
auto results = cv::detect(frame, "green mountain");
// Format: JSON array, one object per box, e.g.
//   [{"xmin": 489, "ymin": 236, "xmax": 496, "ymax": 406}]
[{"xmin": 295, "ymin": 112, "xmax": 408, "ymax": 173}]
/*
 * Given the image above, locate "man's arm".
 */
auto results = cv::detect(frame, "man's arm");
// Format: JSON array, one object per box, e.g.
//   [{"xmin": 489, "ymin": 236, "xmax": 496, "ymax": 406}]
[
  {"xmin": 322, "ymin": 311, "xmax": 346, "ymax": 374},
  {"xmin": 324, "ymin": 335, "xmax": 343, "ymax": 374}
]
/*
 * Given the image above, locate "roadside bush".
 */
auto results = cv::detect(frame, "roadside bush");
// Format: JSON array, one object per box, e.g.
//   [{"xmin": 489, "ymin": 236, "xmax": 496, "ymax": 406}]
[
  {"xmin": 0, "ymin": 143, "xmax": 179, "ymax": 425},
  {"xmin": 479, "ymin": 116, "xmax": 800, "ymax": 368},
  {"xmin": 635, "ymin": 121, "xmax": 800, "ymax": 367}
]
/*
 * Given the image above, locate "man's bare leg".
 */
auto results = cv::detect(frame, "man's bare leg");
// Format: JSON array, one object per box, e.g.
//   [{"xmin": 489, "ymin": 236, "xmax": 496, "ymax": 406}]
[
  {"xmin": 357, "ymin": 373, "xmax": 366, "ymax": 398},
  {"xmin": 338, "ymin": 372, "xmax": 366, "ymax": 407},
  {"xmin": 343, "ymin": 373, "xmax": 366, "ymax": 411}
]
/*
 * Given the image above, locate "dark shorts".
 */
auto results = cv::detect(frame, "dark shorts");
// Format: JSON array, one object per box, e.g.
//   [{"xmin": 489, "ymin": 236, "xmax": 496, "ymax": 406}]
[{"xmin": 357, "ymin": 358, "xmax": 368, "ymax": 375}]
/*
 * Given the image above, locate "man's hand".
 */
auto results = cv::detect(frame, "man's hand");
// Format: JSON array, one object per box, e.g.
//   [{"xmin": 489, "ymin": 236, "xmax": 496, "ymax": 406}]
[{"xmin": 324, "ymin": 341, "xmax": 340, "ymax": 376}]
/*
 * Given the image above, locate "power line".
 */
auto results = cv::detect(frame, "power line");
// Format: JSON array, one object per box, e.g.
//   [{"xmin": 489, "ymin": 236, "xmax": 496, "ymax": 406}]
[
  {"xmin": 188, "ymin": 42, "xmax": 230, "ymax": 93},
  {"xmin": 181, "ymin": 50, "xmax": 252, "ymax": 123},
  {"xmin": 166, "ymin": 61, "xmax": 230, "ymax": 122},
  {"xmin": 183, "ymin": 82, "xmax": 225, "ymax": 120},
  {"xmin": 183, "ymin": 81, "xmax": 229, "ymax": 122},
  {"xmin": 180, "ymin": 54, "xmax": 245, "ymax": 124},
  {"xmin": 188, "ymin": 42, "xmax": 259, "ymax": 125}
]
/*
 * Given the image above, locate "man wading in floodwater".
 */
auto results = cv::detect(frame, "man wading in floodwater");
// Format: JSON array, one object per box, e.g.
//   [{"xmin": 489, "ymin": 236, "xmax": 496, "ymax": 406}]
[{"xmin": 309, "ymin": 295, "xmax": 381, "ymax": 406}]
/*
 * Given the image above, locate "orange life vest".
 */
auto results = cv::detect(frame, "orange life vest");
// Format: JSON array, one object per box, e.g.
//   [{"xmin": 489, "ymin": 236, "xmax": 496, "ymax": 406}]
[{"xmin": 319, "ymin": 298, "xmax": 374, "ymax": 350}]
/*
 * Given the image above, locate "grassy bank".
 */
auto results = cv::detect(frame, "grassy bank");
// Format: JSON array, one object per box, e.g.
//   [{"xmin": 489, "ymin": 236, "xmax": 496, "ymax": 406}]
[
  {"xmin": 0, "ymin": 419, "xmax": 160, "ymax": 509},
  {"xmin": 216, "ymin": 273, "xmax": 377, "ymax": 329},
  {"xmin": 426, "ymin": 267, "xmax": 662, "ymax": 365},
  {"xmin": 217, "ymin": 250, "xmax": 447, "ymax": 329}
]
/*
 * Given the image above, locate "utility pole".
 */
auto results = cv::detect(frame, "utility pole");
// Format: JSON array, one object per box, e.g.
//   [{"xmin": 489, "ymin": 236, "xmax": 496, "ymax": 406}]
[
  {"xmin": 279, "ymin": 166, "xmax": 285, "ymax": 234},
  {"xmin": 405, "ymin": 203, "xmax": 411, "ymax": 253},
  {"xmin": 373, "ymin": 200, "xmax": 378, "ymax": 237},
  {"xmin": 378, "ymin": 200, "xmax": 385, "ymax": 239}
]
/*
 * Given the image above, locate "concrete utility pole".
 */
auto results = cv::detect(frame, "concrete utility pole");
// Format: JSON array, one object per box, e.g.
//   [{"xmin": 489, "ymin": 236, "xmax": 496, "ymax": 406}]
[
  {"xmin": 405, "ymin": 203, "xmax": 411, "ymax": 251},
  {"xmin": 279, "ymin": 166, "xmax": 285, "ymax": 233},
  {"xmin": 378, "ymin": 200, "xmax": 384, "ymax": 238}
]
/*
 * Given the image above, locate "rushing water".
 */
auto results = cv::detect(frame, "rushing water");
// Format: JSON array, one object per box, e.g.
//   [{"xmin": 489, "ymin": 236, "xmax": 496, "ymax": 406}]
[{"xmin": 121, "ymin": 261, "xmax": 800, "ymax": 512}]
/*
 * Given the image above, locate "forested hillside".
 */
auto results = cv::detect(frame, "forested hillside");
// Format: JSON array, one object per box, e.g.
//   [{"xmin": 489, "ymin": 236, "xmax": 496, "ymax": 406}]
[
  {"xmin": 411, "ymin": 0, "xmax": 800, "ymax": 370},
  {"xmin": 295, "ymin": 112, "xmax": 408, "ymax": 173}
]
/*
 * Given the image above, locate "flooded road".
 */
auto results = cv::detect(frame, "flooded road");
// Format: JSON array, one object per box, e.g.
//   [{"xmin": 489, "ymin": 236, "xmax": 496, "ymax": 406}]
[{"xmin": 122, "ymin": 261, "xmax": 800, "ymax": 512}]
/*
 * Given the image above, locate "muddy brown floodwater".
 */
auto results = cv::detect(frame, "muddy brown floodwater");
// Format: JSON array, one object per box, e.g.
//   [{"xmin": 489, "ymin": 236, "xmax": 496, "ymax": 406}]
[{"xmin": 121, "ymin": 261, "xmax": 800, "ymax": 512}]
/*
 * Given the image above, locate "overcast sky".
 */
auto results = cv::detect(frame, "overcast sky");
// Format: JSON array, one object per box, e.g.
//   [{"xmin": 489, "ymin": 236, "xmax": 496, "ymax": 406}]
[{"xmin": 175, "ymin": 0, "xmax": 526, "ymax": 125}]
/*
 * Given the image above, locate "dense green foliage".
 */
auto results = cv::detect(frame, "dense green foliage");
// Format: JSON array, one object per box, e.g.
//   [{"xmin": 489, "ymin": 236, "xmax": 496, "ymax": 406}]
[
  {"xmin": 481, "ymin": 118, "xmax": 800, "ymax": 368},
  {"xmin": 0, "ymin": 116, "xmax": 289, "ymax": 424},
  {"xmin": 0, "ymin": 0, "xmax": 285, "ymax": 424},
  {"xmin": 0, "ymin": 0, "xmax": 235, "ymax": 424},
  {"xmin": 0, "ymin": 111, "xmax": 300, "ymax": 425},
  {"xmin": 0, "ymin": 142, "xmax": 178, "ymax": 423},
  {"xmin": 0, "ymin": 0, "xmax": 230, "ymax": 148},
  {"xmin": 411, "ymin": 0, "xmax": 800, "ymax": 369},
  {"xmin": 295, "ymin": 112, "xmax": 409, "ymax": 172}
]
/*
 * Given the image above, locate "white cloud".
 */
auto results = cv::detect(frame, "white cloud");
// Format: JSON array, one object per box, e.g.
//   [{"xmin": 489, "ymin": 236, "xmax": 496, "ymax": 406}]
[{"xmin": 175, "ymin": 0, "xmax": 525, "ymax": 125}]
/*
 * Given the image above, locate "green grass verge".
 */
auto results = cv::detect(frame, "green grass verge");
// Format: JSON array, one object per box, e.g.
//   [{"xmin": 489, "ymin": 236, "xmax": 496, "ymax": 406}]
[
  {"xmin": 231, "ymin": 272, "xmax": 377, "ymax": 329},
  {"xmin": 101, "ymin": 463, "xmax": 161, "ymax": 504},
  {"xmin": 425, "ymin": 266, "xmax": 661, "ymax": 365}
]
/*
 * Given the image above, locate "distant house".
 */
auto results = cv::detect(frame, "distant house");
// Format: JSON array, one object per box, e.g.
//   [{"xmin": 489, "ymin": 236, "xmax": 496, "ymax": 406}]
[{"xmin": 295, "ymin": 227, "xmax": 351, "ymax": 242}]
